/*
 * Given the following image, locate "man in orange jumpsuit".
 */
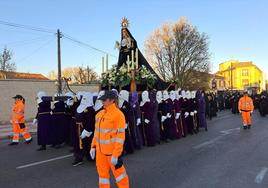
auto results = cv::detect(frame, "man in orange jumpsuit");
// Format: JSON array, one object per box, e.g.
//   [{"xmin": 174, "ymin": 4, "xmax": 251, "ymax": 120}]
[
  {"xmin": 90, "ymin": 91, "xmax": 129, "ymax": 188},
  {"xmin": 238, "ymin": 91, "xmax": 254, "ymax": 129},
  {"xmin": 9, "ymin": 95, "xmax": 32, "ymax": 145}
]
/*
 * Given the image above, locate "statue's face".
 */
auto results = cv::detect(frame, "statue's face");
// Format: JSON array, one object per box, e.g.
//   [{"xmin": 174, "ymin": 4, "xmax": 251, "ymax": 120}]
[{"xmin": 122, "ymin": 29, "xmax": 128, "ymax": 38}]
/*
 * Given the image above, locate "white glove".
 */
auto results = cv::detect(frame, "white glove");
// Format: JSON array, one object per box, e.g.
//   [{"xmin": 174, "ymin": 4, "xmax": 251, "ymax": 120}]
[
  {"xmin": 80, "ymin": 130, "xmax": 92, "ymax": 139},
  {"xmin": 250, "ymin": 111, "xmax": 253, "ymax": 114},
  {"xmin": 175, "ymin": 113, "xmax": 181, "ymax": 120},
  {"xmin": 185, "ymin": 112, "xmax": 189, "ymax": 118},
  {"xmin": 239, "ymin": 111, "xmax": 242, "ymax": 113},
  {"xmin": 167, "ymin": 113, "xmax": 171, "ymax": 118},
  {"xmin": 190, "ymin": 112, "xmax": 194, "ymax": 116},
  {"xmin": 33, "ymin": 118, "xmax": 38, "ymax": 125},
  {"xmin": 136, "ymin": 118, "xmax": 141, "ymax": 126},
  {"xmin": 10, "ymin": 120, "xmax": 13, "ymax": 124},
  {"xmin": 125, "ymin": 124, "xmax": 128, "ymax": 128},
  {"xmin": 90, "ymin": 148, "xmax": 96, "ymax": 160},
  {"xmin": 194, "ymin": 110, "xmax": 197, "ymax": 114},
  {"xmin": 111, "ymin": 156, "xmax": 118, "ymax": 166},
  {"xmin": 144, "ymin": 119, "xmax": 150, "ymax": 124},
  {"xmin": 161, "ymin": 116, "xmax": 167, "ymax": 122}
]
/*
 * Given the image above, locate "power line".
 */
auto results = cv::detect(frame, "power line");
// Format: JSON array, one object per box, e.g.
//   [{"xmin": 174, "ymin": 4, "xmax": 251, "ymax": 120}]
[
  {"xmin": 0, "ymin": 20, "xmax": 118, "ymax": 59},
  {"xmin": 62, "ymin": 33, "xmax": 118, "ymax": 59},
  {"xmin": 0, "ymin": 20, "xmax": 55, "ymax": 34},
  {"xmin": 16, "ymin": 37, "xmax": 54, "ymax": 63},
  {"xmin": 0, "ymin": 35, "xmax": 55, "ymax": 47}
]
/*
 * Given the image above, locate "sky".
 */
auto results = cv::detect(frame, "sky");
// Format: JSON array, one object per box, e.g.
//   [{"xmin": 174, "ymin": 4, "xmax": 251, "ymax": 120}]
[{"xmin": 0, "ymin": 0, "xmax": 267, "ymax": 78}]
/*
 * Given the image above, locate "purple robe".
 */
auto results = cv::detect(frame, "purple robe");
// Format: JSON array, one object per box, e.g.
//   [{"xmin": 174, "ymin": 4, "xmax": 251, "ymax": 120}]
[
  {"xmin": 150, "ymin": 91, "xmax": 160, "ymax": 144},
  {"xmin": 36, "ymin": 101, "xmax": 52, "ymax": 146},
  {"xmin": 140, "ymin": 101, "xmax": 156, "ymax": 146},
  {"xmin": 130, "ymin": 92, "xmax": 143, "ymax": 149},
  {"xmin": 51, "ymin": 101, "xmax": 66, "ymax": 145}
]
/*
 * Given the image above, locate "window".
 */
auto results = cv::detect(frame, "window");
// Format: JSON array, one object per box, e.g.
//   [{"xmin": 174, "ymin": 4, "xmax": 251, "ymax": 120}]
[
  {"xmin": 242, "ymin": 69, "xmax": 249, "ymax": 76},
  {"xmin": 242, "ymin": 79, "xmax": 249, "ymax": 86}
]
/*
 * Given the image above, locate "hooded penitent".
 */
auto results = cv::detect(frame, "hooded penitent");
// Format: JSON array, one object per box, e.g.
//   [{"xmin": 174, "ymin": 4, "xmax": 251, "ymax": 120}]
[
  {"xmin": 74, "ymin": 92, "xmax": 95, "ymax": 162},
  {"xmin": 140, "ymin": 91, "xmax": 155, "ymax": 146}
]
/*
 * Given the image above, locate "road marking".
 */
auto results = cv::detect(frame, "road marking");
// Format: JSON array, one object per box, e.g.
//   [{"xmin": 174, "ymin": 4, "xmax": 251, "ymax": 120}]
[
  {"xmin": 255, "ymin": 167, "xmax": 268, "ymax": 184},
  {"xmin": 16, "ymin": 154, "xmax": 73, "ymax": 169},
  {"xmin": 193, "ymin": 127, "xmax": 240, "ymax": 149},
  {"xmin": 220, "ymin": 127, "xmax": 240, "ymax": 135},
  {"xmin": 193, "ymin": 135, "xmax": 223, "ymax": 149}
]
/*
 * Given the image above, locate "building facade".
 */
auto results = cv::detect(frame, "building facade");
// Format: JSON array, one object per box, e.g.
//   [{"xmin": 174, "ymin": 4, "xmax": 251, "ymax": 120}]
[{"xmin": 216, "ymin": 60, "xmax": 265, "ymax": 92}]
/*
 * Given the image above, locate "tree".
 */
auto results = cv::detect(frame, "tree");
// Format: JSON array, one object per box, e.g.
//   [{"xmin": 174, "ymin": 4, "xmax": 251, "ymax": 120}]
[
  {"xmin": 48, "ymin": 66, "xmax": 98, "ymax": 84},
  {"xmin": 144, "ymin": 17, "xmax": 210, "ymax": 89},
  {"xmin": 0, "ymin": 47, "xmax": 16, "ymax": 71}
]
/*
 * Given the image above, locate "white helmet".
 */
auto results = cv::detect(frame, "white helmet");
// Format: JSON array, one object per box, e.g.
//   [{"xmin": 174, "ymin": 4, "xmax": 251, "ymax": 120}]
[
  {"xmin": 186, "ymin": 90, "xmax": 191, "ymax": 99},
  {"xmin": 36, "ymin": 91, "xmax": 46, "ymax": 104},
  {"xmin": 94, "ymin": 90, "xmax": 105, "ymax": 111},
  {"xmin": 118, "ymin": 90, "xmax": 129, "ymax": 108},
  {"xmin": 163, "ymin": 90, "xmax": 169, "ymax": 101},
  {"xmin": 191, "ymin": 91, "xmax": 196, "ymax": 99},
  {"xmin": 156, "ymin": 91, "xmax": 163, "ymax": 104},
  {"xmin": 170, "ymin": 90, "xmax": 176, "ymax": 101},
  {"xmin": 181, "ymin": 90, "xmax": 186, "ymax": 99},
  {"xmin": 65, "ymin": 92, "xmax": 75, "ymax": 106},
  {"xmin": 76, "ymin": 91, "xmax": 85, "ymax": 101},
  {"xmin": 77, "ymin": 92, "xmax": 93, "ymax": 113},
  {"xmin": 142, "ymin": 91, "xmax": 149, "ymax": 101}
]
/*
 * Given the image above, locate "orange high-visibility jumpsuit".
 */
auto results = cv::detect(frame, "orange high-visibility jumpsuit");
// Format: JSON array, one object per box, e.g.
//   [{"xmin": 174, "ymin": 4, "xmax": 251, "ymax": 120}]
[
  {"xmin": 238, "ymin": 96, "xmax": 254, "ymax": 126},
  {"xmin": 11, "ymin": 100, "xmax": 32, "ymax": 142},
  {"xmin": 91, "ymin": 103, "xmax": 129, "ymax": 188}
]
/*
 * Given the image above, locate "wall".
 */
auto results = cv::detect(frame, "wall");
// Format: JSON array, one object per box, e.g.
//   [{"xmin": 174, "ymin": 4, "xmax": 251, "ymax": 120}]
[{"xmin": 0, "ymin": 79, "xmax": 100, "ymax": 124}]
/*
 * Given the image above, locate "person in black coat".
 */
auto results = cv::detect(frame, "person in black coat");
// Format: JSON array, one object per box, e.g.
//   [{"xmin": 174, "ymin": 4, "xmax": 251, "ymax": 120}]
[{"xmin": 72, "ymin": 92, "xmax": 95, "ymax": 166}]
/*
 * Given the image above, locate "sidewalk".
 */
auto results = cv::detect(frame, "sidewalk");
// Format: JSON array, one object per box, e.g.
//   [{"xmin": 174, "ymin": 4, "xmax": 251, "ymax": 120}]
[{"xmin": 0, "ymin": 123, "xmax": 37, "ymax": 139}]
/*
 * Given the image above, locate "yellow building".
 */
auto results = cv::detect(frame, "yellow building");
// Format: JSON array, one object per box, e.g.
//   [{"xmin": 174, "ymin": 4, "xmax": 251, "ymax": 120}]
[{"xmin": 216, "ymin": 60, "xmax": 265, "ymax": 92}]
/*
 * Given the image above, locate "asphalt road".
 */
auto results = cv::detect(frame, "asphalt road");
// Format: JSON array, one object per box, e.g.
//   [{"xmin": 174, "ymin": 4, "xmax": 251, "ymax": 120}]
[{"xmin": 1, "ymin": 110, "xmax": 268, "ymax": 188}]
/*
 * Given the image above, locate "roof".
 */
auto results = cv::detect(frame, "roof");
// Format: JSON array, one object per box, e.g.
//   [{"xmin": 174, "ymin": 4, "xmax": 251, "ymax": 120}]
[
  {"xmin": 190, "ymin": 70, "xmax": 224, "ymax": 79},
  {"xmin": 0, "ymin": 71, "xmax": 49, "ymax": 80},
  {"xmin": 219, "ymin": 61, "xmax": 262, "ymax": 73}
]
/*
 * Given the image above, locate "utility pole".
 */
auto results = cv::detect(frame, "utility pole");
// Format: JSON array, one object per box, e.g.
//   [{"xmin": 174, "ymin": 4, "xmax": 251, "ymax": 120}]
[{"xmin": 57, "ymin": 29, "xmax": 62, "ymax": 94}]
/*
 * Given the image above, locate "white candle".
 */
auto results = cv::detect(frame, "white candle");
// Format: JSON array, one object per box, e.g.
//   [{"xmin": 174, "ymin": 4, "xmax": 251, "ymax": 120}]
[
  {"xmin": 127, "ymin": 55, "xmax": 130, "ymax": 72},
  {"xmin": 102, "ymin": 56, "xmax": 104, "ymax": 73},
  {"xmin": 106, "ymin": 54, "xmax": 108, "ymax": 72},
  {"xmin": 136, "ymin": 48, "xmax": 138, "ymax": 69},
  {"xmin": 131, "ymin": 50, "xmax": 134, "ymax": 69}
]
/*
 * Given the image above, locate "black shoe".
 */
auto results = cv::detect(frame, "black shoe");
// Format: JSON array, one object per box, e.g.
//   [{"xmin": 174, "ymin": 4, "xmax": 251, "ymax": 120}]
[
  {"xmin": 37, "ymin": 145, "xmax": 46, "ymax": 151},
  {"xmin": 243, "ymin": 126, "xmax": 248, "ymax": 130},
  {"xmin": 72, "ymin": 160, "xmax": 83, "ymax": 166},
  {"xmin": 248, "ymin": 125, "xmax": 251, "ymax": 129},
  {"xmin": 8, "ymin": 142, "xmax": 18, "ymax": 146},
  {"xmin": 205, "ymin": 128, "xmax": 208, "ymax": 131},
  {"xmin": 25, "ymin": 138, "xmax": 33, "ymax": 144}
]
